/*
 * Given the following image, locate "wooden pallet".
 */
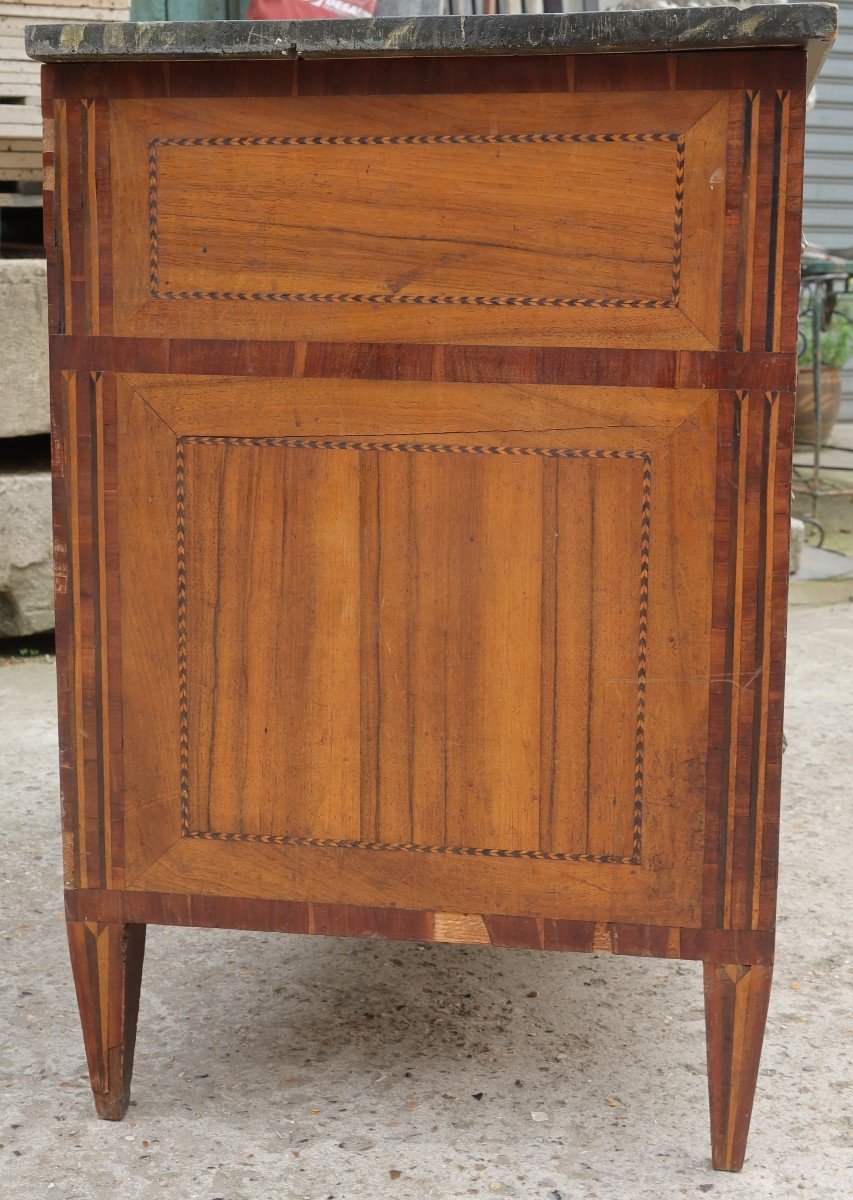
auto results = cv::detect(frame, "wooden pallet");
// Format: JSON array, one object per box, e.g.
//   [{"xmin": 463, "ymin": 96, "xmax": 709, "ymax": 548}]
[{"xmin": 1, "ymin": 0, "xmax": 129, "ymax": 182}]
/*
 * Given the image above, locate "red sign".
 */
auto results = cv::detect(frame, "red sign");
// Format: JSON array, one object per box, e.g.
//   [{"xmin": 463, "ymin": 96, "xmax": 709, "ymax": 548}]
[{"xmin": 247, "ymin": 0, "xmax": 376, "ymax": 19}]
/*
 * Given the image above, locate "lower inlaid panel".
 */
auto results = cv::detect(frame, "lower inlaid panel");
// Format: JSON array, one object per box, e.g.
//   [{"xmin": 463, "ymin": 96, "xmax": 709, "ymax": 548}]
[
  {"xmin": 116, "ymin": 375, "xmax": 716, "ymax": 925},
  {"xmin": 180, "ymin": 435, "xmax": 650, "ymax": 864}
]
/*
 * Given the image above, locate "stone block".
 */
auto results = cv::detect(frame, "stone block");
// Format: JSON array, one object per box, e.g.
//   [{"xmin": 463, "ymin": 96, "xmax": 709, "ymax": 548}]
[
  {"xmin": 0, "ymin": 470, "xmax": 54, "ymax": 637},
  {"xmin": 0, "ymin": 259, "xmax": 49, "ymax": 438}
]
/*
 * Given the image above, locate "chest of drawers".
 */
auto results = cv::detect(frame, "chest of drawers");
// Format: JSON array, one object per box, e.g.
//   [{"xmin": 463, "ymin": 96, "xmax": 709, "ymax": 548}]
[{"xmin": 28, "ymin": 6, "xmax": 837, "ymax": 1171}]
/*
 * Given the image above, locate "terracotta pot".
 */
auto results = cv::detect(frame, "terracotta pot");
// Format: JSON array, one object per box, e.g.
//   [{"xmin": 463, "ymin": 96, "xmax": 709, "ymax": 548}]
[{"xmin": 795, "ymin": 365, "xmax": 843, "ymax": 444}]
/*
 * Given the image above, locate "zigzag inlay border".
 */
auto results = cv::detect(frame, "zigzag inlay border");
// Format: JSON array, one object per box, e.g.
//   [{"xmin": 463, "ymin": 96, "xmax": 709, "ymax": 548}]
[
  {"xmin": 176, "ymin": 437, "xmax": 651, "ymax": 866},
  {"xmin": 148, "ymin": 132, "xmax": 685, "ymax": 312}
]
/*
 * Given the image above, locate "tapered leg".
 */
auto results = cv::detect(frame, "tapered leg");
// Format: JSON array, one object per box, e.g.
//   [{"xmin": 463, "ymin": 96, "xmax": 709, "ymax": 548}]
[
  {"xmin": 66, "ymin": 920, "xmax": 146, "ymax": 1120},
  {"xmin": 703, "ymin": 961, "xmax": 772, "ymax": 1171}
]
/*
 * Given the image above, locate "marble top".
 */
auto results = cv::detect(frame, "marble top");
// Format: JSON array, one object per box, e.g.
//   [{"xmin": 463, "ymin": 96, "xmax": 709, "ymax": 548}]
[{"xmin": 26, "ymin": 5, "xmax": 838, "ymax": 87}]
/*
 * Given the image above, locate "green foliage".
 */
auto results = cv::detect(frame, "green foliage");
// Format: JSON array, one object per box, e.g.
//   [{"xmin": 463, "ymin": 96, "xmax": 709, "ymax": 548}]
[{"xmin": 799, "ymin": 293, "xmax": 853, "ymax": 368}]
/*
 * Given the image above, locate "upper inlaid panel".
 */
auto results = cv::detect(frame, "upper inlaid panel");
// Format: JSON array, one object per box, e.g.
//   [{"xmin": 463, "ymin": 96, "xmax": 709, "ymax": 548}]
[{"xmin": 111, "ymin": 91, "xmax": 727, "ymax": 348}]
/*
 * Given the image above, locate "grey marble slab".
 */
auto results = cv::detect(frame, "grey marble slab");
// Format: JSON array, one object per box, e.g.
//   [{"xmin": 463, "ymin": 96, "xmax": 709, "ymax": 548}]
[{"xmin": 25, "ymin": 5, "xmax": 838, "ymax": 88}]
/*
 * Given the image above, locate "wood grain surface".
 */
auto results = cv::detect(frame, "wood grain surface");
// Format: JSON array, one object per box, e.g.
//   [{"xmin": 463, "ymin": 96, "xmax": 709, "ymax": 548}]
[
  {"xmin": 108, "ymin": 91, "xmax": 727, "ymax": 347},
  {"xmin": 112, "ymin": 375, "xmax": 716, "ymax": 926},
  {"xmin": 65, "ymin": 888, "xmax": 776, "ymax": 967},
  {"xmin": 65, "ymin": 920, "xmax": 146, "ymax": 1121},
  {"xmin": 704, "ymin": 961, "xmax": 773, "ymax": 1171},
  {"xmin": 44, "ymin": 46, "xmax": 808, "ymax": 1161},
  {"xmin": 44, "ymin": 44, "xmax": 806, "ymax": 955}
]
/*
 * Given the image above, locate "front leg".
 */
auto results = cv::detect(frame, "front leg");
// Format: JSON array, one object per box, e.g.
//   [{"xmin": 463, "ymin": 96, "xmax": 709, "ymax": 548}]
[
  {"xmin": 703, "ymin": 961, "xmax": 773, "ymax": 1171},
  {"xmin": 66, "ymin": 920, "xmax": 147, "ymax": 1120}
]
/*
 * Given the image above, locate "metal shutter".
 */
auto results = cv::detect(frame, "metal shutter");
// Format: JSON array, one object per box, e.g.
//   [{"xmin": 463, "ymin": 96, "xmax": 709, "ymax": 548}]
[{"xmin": 804, "ymin": 0, "xmax": 853, "ymax": 252}]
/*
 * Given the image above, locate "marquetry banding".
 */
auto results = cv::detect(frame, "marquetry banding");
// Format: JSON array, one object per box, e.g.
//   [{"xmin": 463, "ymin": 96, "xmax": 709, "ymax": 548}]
[
  {"xmin": 147, "ymin": 139, "xmax": 158, "ymax": 297},
  {"xmin": 82, "ymin": 101, "xmax": 100, "ymax": 336},
  {"xmin": 735, "ymin": 91, "xmax": 760, "ymax": 352},
  {"xmin": 182, "ymin": 830, "xmax": 638, "ymax": 863},
  {"xmin": 671, "ymin": 137, "xmax": 685, "ymax": 300},
  {"xmin": 91, "ymin": 374, "xmax": 111, "ymax": 883},
  {"xmin": 63, "ymin": 372, "xmax": 85, "ymax": 888},
  {"xmin": 634, "ymin": 454, "xmax": 652, "ymax": 861},
  {"xmin": 157, "ymin": 291, "xmax": 680, "ymax": 309},
  {"xmin": 766, "ymin": 92, "xmax": 791, "ymax": 352},
  {"xmin": 158, "ymin": 132, "xmax": 683, "ymax": 147},
  {"xmin": 55, "ymin": 100, "xmax": 72, "ymax": 334},
  {"xmin": 148, "ymin": 132, "xmax": 686, "ymax": 312},
  {"xmin": 723, "ymin": 391, "xmax": 750, "ymax": 928},
  {"xmin": 181, "ymin": 438, "xmax": 649, "ymax": 461},
  {"xmin": 719, "ymin": 390, "xmax": 784, "ymax": 931},
  {"xmin": 65, "ymin": 888, "xmax": 778, "ymax": 965},
  {"xmin": 176, "ymin": 440, "xmax": 189, "ymax": 837},
  {"xmin": 176, "ymin": 437, "xmax": 652, "ymax": 866},
  {"xmin": 750, "ymin": 392, "xmax": 780, "ymax": 926}
]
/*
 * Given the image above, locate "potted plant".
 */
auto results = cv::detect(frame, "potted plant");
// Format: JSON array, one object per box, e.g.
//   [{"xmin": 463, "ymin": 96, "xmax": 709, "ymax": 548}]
[{"xmin": 796, "ymin": 296, "xmax": 853, "ymax": 444}]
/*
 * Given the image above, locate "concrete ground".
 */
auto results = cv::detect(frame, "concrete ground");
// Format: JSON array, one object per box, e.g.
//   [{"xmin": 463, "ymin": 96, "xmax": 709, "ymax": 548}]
[{"xmin": 1, "ymin": 605, "xmax": 851, "ymax": 1200}]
